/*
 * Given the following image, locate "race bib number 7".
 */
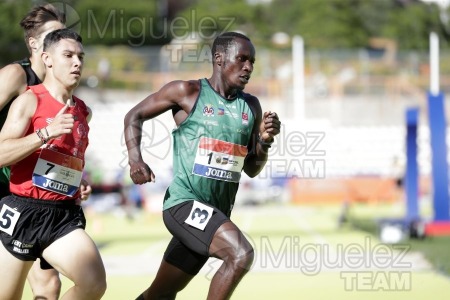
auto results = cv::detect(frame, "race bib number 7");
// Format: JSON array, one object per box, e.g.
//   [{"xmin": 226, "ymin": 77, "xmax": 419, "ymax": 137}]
[
  {"xmin": 32, "ymin": 148, "xmax": 83, "ymax": 196},
  {"xmin": 0, "ymin": 204, "xmax": 20, "ymax": 236},
  {"xmin": 192, "ymin": 137, "xmax": 248, "ymax": 183}
]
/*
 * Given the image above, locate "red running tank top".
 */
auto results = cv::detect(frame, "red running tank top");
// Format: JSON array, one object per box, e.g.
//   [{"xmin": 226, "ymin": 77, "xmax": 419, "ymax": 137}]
[{"xmin": 9, "ymin": 84, "xmax": 90, "ymax": 200}]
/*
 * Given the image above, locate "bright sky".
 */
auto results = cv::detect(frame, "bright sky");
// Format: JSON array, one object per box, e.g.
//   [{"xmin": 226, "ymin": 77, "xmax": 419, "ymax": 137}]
[{"xmin": 420, "ymin": 0, "xmax": 450, "ymax": 8}]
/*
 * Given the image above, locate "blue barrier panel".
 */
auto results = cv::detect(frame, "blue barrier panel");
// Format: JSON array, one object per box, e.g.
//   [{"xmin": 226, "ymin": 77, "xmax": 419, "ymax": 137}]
[
  {"xmin": 405, "ymin": 108, "xmax": 419, "ymax": 221},
  {"xmin": 427, "ymin": 92, "xmax": 450, "ymax": 221}
]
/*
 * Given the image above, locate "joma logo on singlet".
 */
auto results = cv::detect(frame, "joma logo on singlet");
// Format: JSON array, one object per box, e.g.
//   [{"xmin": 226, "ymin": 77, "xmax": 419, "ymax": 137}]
[
  {"xmin": 43, "ymin": 179, "xmax": 69, "ymax": 192},
  {"xmin": 205, "ymin": 168, "xmax": 233, "ymax": 180}
]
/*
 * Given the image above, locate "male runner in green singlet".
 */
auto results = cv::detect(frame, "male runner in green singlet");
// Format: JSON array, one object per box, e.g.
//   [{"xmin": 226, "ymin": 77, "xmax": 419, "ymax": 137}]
[{"xmin": 125, "ymin": 31, "xmax": 281, "ymax": 300}]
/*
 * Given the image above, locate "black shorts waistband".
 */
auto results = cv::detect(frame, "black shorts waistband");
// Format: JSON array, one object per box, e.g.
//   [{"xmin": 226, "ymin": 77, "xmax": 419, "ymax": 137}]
[{"xmin": 11, "ymin": 194, "xmax": 77, "ymax": 207}]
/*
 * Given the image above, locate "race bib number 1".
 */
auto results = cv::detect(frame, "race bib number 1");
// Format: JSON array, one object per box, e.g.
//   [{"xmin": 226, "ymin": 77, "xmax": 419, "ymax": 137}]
[
  {"xmin": 192, "ymin": 137, "xmax": 248, "ymax": 183},
  {"xmin": 0, "ymin": 204, "xmax": 20, "ymax": 236},
  {"xmin": 185, "ymin": 201, "xmax": 214, "ymax": 231},
  {"xmin": 32, "ymin": 148, "xmax": 83, "ymax": 196}
]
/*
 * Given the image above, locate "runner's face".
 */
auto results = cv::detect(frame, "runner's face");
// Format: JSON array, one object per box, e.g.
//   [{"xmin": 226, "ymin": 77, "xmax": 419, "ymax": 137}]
[
  {"xmin": 48, "ymin": 38, "xmax": 84, "ymax": 88},
  {"xmin": 221, "ymin": 38, "xmax": 255, "ymax": 91}
]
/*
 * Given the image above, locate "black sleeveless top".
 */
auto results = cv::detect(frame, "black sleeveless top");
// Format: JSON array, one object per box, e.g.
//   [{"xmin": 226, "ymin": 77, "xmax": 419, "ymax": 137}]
[{"xmin": 0, "ymin": 58, "xmax": 41, "ymax": 129}]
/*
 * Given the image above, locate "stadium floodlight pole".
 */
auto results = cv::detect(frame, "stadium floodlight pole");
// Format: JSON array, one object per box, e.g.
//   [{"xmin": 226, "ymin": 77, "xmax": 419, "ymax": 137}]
[
  {"xmin": 426, "ymin": 31, "xmax": 450, "ymax": 222},
  {"xmin": 430, "ymin": 32, "xmax": 439, "ymax": 95},
  {"xmin": 292, "ymin": 35, "xmax": 304, "ymax": 121}
]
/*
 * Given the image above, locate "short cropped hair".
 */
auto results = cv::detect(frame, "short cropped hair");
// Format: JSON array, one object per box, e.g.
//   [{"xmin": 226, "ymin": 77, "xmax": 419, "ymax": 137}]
[
  {"xmin": 20, "ymin": 4, "xmax": 66, "ymax": 52},
  {"xmin": 211, "ymin": 32, "xmax": 251, "ymax": 58},
  {"xmin": 43, "ymin": 28, "xmax": 82, "ymax": 51}
]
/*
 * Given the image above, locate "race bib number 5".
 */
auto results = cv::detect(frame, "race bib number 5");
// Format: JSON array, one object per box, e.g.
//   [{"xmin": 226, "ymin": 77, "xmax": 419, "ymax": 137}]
[
  {"xmin": 32, "ymin": 148, "xmax": 83, "ymax": 196},
  {"xmin": 185, "ymin": 201, "xmax": 214, "ymax": 231},
  {"xmin": 0, "ymin": 204, "xmax": 20, "ymax": 235},
  {"xmin": 192, "ymin": 137, "xmax": 248, "ymax": 182}
]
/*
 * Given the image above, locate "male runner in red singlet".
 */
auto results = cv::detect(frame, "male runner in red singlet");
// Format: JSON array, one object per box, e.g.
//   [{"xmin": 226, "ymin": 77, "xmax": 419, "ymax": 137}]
[
  {"xmin": 0, "ymin": 4, "xmax": 69, "ymax": 299},
  {"xmin": 0, "ymin": 5, "xmax": 93, "ymax": 298},
  {"xmin": 0, "ymin": 28, "xmax": 106, "ymax": 300}
]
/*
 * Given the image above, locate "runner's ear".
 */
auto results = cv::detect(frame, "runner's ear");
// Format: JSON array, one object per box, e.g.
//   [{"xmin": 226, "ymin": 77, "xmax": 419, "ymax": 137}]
[
  {"xmin": 214, "ymin": 52, "xmax": 223, "ymax": 66},
  {"xmin": 29, "ymin": 37, "xmax": 38, "ymax": 53},
  {"xmin": 42, "ymin": 51, "xmax": 52, "ymax": 68}
]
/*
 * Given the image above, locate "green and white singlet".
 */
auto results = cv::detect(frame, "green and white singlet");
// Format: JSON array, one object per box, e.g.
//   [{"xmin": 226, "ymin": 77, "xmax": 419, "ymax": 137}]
[{"xmin": 163, "ymin": 78, "xmax": 255, "ymax": 216}]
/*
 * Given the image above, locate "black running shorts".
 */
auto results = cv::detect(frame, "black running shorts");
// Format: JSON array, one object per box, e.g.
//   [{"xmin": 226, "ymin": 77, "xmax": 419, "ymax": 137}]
[
  {"xmin": 0, "ymin": 194, "xmax": 86, "ymax": 269},
  {"xmin": 162, "ymin": 200, "xmax": 230, "ymax": 275}
]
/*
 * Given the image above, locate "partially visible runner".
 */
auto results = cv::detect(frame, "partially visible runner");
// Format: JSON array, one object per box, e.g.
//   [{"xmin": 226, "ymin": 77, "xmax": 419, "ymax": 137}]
[{"xmin": 0, "ymin": 28, "xmax": 106, "ymax": 300}]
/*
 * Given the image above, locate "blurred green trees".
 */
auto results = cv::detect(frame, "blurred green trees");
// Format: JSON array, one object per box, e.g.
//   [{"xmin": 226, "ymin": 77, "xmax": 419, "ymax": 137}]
[
  {"xmin": 0, "ymin": 0, "xmax": 448, "ymax": 64},
  {"xmin": 0, "ymin": 0, "xmax": 33, "ymax": 64}
]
